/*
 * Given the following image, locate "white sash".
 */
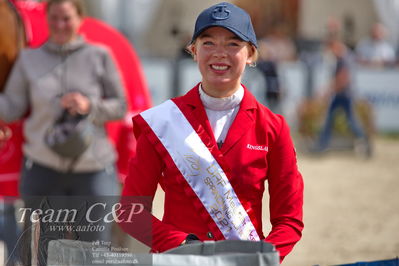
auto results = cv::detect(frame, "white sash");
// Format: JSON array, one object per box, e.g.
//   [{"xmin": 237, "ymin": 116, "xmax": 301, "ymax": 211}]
[{"xmin": 141, "ymin": 100, "xmax": 260, "ymax": 241}]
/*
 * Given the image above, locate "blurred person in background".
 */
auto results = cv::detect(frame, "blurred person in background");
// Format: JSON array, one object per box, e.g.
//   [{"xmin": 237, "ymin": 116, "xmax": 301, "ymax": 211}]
[
  {"xmin": 355, "ymin": 22, "xmax": 397, "ymax": 68},
  {"xmin": 255, "ymin": 22, "xmax": 295, "ymax": 113},
  {"xmin": 0, "ymin": 0, "xmax": 126, "ymax": 263},
  {"xmin": 0, "ymin": 0, "xmax": 126, "ymax": 200},
  {"xmin": 256, "ymin": 41, "xmax": 282, "ymax": 113},
  {"xmin": 258, "ymin": 22, "xmax": 297, "ymax": 63},
  {"xmin": 314, "ymin": 36, "xmax": 371, "ymax": 156},
  {"xmin": 325, "ymin": 17, "xmax": 342, "ymax": 46}
]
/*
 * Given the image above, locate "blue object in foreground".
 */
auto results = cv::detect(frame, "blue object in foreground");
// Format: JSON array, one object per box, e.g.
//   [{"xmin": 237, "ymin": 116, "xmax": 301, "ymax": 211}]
[{"xmin": 338, "ymin": 257, "xmax": 399, "ymax": 266}]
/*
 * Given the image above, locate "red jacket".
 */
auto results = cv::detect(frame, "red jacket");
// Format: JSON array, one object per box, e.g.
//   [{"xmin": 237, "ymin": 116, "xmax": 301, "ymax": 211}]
[{"xmin": 121, "ymin": 84, "xmax": 304, "ymax": 261}]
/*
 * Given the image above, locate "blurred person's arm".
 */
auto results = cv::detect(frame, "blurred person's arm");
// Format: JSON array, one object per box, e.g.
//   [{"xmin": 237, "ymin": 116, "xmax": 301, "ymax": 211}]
[
  {"xmin": 332, "ymin": 57, "xmax": 350, "ymax": 93},
  {"xmin": 328, "ymin": 40, "xmax": 351, "ymax": 94},
  {"xmin": 87, "ymin": 50, "xmax": 127, "ymax": 125}
]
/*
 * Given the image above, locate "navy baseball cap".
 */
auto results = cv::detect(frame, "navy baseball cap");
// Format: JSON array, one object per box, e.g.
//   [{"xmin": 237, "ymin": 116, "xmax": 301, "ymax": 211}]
[{"xmin": 191, "ymin": 2, "xmax": 258, "ymax": 47}]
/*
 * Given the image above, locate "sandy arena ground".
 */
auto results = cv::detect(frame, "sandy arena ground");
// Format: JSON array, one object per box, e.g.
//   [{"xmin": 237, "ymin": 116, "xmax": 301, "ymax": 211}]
[
  {"xmin": 1, "ymin": 137, "xmax": 398, "ymax": 265},
  {"xmin": 283, "ymin": 136, "xmax": 399, "ymax": 265}
]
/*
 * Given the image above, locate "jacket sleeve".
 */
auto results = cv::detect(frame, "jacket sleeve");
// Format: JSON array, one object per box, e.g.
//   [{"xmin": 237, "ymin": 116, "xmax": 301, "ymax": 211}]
[
  {"xmin": 89, "ymin": 50, "xmax": 127, "ymax": 125},
  {"xmin": 0, "ymin": 53, "xmax": 29, "ymax": 123},
  {"xmin": 264, "ymin": 116, "xmax": 304, "ymax": 261},
  {"xmin": 120, "ymin": 126, "xmax": 188, "ymax": 252}
]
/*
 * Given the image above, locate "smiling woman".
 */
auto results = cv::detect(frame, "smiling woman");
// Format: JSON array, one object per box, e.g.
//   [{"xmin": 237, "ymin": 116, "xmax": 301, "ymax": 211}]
[
  {"xmin": 120, "ymin": 2, "xmax": 304, "ymax": 264},
  {"xmin": 187, "ymin": 27, "xmax": 257, "ymax": 98},
  {"xmin": 46, "ymin": 0, "xmax": 83, "ymax": 45}
]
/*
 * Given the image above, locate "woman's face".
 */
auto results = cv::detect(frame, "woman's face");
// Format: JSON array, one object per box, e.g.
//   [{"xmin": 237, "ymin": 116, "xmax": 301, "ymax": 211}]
[
  {"xmin": 47, "ymin": 1, "xmax": 82, "ymax": 45},
  {"xmin": 191, "ymin": 27, "xmax": 254, "ymax": 98}
]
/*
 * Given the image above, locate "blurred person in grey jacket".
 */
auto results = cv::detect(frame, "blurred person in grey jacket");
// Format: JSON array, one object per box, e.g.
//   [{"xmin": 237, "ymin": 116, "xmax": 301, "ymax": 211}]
[
  {"xmin": 0, "ymin": 0, "xmax": 126, "ymax": 198},
  {"xmin": 0, "ymin": 1, "xmax": 127, "ymax": 264}
]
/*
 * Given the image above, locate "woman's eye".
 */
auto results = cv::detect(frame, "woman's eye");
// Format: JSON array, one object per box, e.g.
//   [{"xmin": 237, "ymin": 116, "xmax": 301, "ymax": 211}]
[
  {"xmin": 203, "ymin": 41, "xmax": 213, "ymax": 45},
  {"xmin": 228, "ymin": 42, "xmax": 240, "ymax": 47}
]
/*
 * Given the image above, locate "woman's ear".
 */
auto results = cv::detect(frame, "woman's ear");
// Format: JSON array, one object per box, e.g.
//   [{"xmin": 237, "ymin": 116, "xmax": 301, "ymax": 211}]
[
  {"xmin": 189, "ymin": 44, "xmax": 197, "ymax": 61},
  {"xmin": 246, "ymin": 45, "xmax": 257, "ymax": 65}
]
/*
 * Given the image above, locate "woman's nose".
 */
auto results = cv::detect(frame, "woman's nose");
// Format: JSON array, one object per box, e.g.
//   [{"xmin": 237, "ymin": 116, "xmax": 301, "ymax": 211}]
[
  {"xmin": 212, "ymin": 44, "xmax": 227, "ymax": 58},
  {"xmin": 53, "ymin": 19, "xmax": 66, "ymax": 30}
]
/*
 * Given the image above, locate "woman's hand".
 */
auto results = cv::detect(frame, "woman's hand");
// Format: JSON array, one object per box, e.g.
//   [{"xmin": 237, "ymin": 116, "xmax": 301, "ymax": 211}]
[{"xmin": 60, "ymin": 92, "xmax": 91, "ymax": 115}]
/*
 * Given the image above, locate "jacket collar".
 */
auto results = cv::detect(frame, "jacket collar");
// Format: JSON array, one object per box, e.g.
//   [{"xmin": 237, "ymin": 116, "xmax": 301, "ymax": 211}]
[
  {"xmin": 43, "ymin": 36, "xmax": 86, "ymax": 55},
  {"xmin": 181, "ymin": 83, "xmax": 258, "ymax": 154},
  {"xmin": 183, "ymin": 83, "xmax": 258, "ymax": 111}
]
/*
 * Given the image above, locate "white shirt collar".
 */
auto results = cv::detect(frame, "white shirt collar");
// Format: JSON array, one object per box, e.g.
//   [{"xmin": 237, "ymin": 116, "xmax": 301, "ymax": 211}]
[{"xmin": 199, "ymin": 84, "xmax": 244, "ymax": 111}]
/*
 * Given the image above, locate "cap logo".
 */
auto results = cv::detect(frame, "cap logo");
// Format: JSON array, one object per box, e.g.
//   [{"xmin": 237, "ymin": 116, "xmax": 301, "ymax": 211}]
[{"xmin": 211, "ymin": 4, "xmax": 230, "ymax": 20}]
